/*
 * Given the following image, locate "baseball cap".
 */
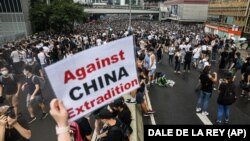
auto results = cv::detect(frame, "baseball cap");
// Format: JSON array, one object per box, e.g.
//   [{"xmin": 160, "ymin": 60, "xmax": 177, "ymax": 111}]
[{"xmin": 95, "ymin": 108, "xmax": 113, "ymax": 119}]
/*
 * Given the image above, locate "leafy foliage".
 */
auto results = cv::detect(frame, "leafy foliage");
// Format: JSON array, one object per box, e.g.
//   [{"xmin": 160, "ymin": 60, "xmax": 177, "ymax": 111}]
[{"xmin": 30, "ymin": 0, "xmax": 85, "ymax": 33}]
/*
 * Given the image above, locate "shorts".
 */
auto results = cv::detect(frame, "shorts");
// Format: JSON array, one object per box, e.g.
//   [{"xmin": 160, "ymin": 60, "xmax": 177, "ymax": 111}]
[
  {"xmin": 26, "ymin": 94, "xmax": 43, "ymax": 107},
  {"xmin": 149, "ymin": 69, "xmax": 156, "ymax": 76},
  {"xmin": 5, "ymin": 94, "xmax": 18, "ymax": 107},
  {"xmin": 136, "ymin": 92, "xmax": 145, "ymax": 104}
]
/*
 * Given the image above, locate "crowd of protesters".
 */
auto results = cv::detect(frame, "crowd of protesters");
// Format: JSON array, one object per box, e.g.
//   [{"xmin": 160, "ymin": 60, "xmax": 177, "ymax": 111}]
[{"xmin": 0, "ymin": 14, "xmax": 250, "ymax": 141}]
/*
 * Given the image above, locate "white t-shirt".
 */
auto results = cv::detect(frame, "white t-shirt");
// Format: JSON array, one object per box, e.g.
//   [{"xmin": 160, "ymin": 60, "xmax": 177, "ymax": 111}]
[
  {"xmin": 43, "ymin": 46, "xmax": 50, "ymax": 55},
  {"xmin": 193, "ymin": 48, "xmax": 201, "ymax": 59},
  {"xmin": 201, "ymin": 45, "xmax": 207, "ymax": 51},
  {"xmin": 169, "ymin": 47, "xmax": 175, "ymax": 55},
  {"xmin": 38, "ymin": 52, "xmax": 46, "ymax": 65},
  {"xmin": 96, "ymin": 39, "xmax": 102, "ymax": 46},
  {"xmin": 10, "ymin": 50, "xmax": 20, "ymax": 63}
]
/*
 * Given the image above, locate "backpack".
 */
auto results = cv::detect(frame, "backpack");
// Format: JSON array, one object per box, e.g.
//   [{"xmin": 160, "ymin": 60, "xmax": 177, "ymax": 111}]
[
  {"xmin": 156, "ymin": 75, "xmax": 168, "ymax": 87},
  {"xmin": 235, "ymin": 58, "xmax": 243, "ymax": 70},
  {"xmin": 32, "ymin": 75, "xmax": 45, "ymax": 90},
  {"xmin": 70, "ymin": 122, "xmax": 84, "ymax": 141},
  {"xmin": 219, "ymin": 83, "xmax": 236, "ymax": 105}
]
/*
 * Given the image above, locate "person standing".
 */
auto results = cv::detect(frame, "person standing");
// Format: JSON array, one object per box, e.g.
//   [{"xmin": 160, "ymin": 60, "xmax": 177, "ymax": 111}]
[
  {"xmin": 21, "ymin": 65, "xmax": 48, "ymax": 124},
  {"xmin": 183, "ymin": 48, "xmax": 193, "ymax": 72},
  {"xmin": 10, "ymin": 47, "xmax": 21, "ymax": 74},
  {"xmin": 148, "ymin": 48, "xmax": 156, "ymax": 84},
  {"xmin": 196, "ymin": 66, "xmax": 217, "ymax": 115},
  {"xmin": 168, "ymin": 44, "xmax": 175, "ymax": 65},
  {"xmin": 0, "ymin": 67, "xmax": 21, "ymax": 117},
  {"xmin": 216, "ymin": 72, "xmax": 236, "ymax": 124},
  {"xmin": 174, "ymin": 48, "xmax": 181, "ymax": 74}
]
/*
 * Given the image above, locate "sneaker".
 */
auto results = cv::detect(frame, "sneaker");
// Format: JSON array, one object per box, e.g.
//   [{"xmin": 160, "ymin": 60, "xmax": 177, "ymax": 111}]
[
  {"xmin": 202, "ymin": 111, "xmax": 209, "ymax": 116},
  {"xmin": 126, "ymin": 99, "xmax": 136, "ymax": 104},
  {"xmin": 143, "ymin": 113, "xmax": 150, "ymax": 117},
  {"xmin": 41, "ymin": 113, "xmax": 48, "ymax": 120},
  {"xmin": 28, "ymin": 117, "xmax": 37, "ymax": 124},
  {"xmin": 147, "ymin": 110, "xmax": 155, "ymax": 114},
  {"xmin": 224, "ymin": 119, "xmax": 229, "ymax": 125},
  {"xmin": 216, "ymin": 120, "xmax": 222, "ymax": 125},
  {"xmin": 240, "ymin": 94, "xmax": 245, "ymax": 97},
  {"xmin": 196, "ymin": 108, "xmax": 201, "ymax": 112}
]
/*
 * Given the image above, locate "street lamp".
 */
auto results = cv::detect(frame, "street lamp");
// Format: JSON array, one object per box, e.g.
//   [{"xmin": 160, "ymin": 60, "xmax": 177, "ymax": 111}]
[{"xmin": 129, "ymin": 0, "xmax": 132, "ymax": 31}]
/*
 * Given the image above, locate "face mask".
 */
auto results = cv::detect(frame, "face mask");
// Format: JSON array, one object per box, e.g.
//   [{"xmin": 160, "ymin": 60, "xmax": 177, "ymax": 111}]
[
  {"xmin": 23, "ymin": 71, "xmax": 28, "ymax": 76},
  {"xmin": 1, "ymin": 70, "xmax": 8, "ymax": 76},
  {"xmin": 27, "ymin": 59, "xmax": 33, "ymax": 65}
]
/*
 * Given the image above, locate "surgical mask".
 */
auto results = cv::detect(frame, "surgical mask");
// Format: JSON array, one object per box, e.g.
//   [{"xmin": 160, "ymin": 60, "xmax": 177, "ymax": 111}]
[
  {"xmin": 1, "ymin": 70, "xmax": 8, "ymax": 76},
  {"xmin": 23, "ymin": 71, "xmax": 28, "ymax": 76},
  {"xmin": 27, "ymin": 59, "xmax": 33, "ymax": 65}
]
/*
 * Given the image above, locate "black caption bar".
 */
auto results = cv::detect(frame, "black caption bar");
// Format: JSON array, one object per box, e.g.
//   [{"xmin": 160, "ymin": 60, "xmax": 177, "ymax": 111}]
[{"xmin": 144, "ymin": 125, "xmax": 250, "ymax": 140}]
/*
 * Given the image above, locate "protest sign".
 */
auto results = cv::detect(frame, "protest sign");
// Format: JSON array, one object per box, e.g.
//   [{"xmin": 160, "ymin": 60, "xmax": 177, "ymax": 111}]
[{"xmin": 45, "ymin": 36, "xmax": 139, "ymax": 122}]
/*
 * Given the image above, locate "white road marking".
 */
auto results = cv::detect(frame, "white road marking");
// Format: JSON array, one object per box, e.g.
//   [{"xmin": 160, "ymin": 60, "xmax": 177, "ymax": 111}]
[
  {"xmin": 145, "ymin": 87, "xmax": 156, "ymax": 125},
  {"xmin": 196, "ymin": 113, "xmax": 213, "ymax": 125}
]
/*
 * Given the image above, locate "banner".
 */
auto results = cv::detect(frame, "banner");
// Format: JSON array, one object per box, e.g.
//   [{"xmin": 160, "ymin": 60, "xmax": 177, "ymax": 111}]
[{"xmin": 45, "ymin": 36, "xmax": 139, "ymax": 122}]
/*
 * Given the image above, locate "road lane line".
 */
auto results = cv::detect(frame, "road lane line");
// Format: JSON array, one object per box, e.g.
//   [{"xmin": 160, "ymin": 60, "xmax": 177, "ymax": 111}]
[
  {"xmin": 145, "ymin": 87, "xmax": 156, "ymax": 125},
  {"xmin": 196, "ymin": 113, "xmax": 213, "ymax": 125}
]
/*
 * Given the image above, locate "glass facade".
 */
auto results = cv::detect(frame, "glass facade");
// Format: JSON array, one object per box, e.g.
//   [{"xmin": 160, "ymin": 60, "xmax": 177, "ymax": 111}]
[{"xmin": 0, "ymin": 0, "xmax": 27, "ymax": 39}]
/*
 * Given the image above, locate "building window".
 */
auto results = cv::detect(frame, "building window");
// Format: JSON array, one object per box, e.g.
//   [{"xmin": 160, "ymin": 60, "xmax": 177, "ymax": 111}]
[{"xmin": 0, "ymin": 0, "xmax": 22, "ymax": 13}]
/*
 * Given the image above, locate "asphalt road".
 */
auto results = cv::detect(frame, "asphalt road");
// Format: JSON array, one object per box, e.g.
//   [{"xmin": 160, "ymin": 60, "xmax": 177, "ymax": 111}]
[{"xmin": 144, "ymin": 53, "xmax": 250, "ymax": 125}]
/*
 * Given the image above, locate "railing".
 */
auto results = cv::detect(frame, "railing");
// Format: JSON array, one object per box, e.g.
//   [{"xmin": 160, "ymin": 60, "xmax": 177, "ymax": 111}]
[
  {"xmin": 208, "ymin": 11, "xmax": 246, "ymax": 16},
  {"xmin": 89, "ymin": 5, "xmax": 159, "ymax": 11},
  {"xmin": 209, "ymin": 1, "xmax": 248, "ymax": 8},
  {"xmin": 206, "ymin": 21, "xmax": 244, "ymax": 31}
]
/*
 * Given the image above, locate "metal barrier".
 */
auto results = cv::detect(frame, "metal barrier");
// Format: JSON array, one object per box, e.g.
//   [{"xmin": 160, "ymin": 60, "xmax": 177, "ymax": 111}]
[{"xmin": 0, "ymin": 32, "xmax": 26, "ymax": 44}]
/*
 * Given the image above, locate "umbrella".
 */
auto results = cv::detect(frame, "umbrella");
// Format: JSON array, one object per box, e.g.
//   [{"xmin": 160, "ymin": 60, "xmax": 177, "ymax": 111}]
[{"xmin": 239, "ymin": 37, "xmax": 247, "ymax": 41}]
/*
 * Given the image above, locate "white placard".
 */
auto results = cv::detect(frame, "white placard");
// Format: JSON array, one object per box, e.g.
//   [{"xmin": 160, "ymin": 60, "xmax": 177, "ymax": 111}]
[{"xmin": 45, "ymin": 36, "xmax": 139, "ymax": 122}]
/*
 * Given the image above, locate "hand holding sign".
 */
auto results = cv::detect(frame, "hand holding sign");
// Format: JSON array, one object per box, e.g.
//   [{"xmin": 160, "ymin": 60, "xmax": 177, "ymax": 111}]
[{"xmin": 50, "ymin": 99, "xmax": 68, "ymax": 127}]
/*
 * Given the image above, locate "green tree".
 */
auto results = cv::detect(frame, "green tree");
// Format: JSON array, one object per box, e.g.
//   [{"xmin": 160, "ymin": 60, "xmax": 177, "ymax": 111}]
[{"xmin": 30, "ymin": 0, "xmax": 85, "ymax": 33}]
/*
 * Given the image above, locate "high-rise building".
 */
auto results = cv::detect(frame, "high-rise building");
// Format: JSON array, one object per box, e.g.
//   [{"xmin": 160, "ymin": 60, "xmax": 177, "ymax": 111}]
[
  {"xmin": 205, "ymin": 0, "xmax": 250, "ymax": 39},
  {"xmin": 0, "ymin": 0, "xmax": 31, "ymax": 43},
  {"xmin": 163, "ymin": 0, "xmax": 209, "ymax": 22}
]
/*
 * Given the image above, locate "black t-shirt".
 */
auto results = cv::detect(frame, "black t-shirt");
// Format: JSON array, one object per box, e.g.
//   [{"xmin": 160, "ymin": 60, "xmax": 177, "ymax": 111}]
[
  {"xmin": 5, "ymin": 118, "xmax": 30, "ymax": 141},
  {"xmin": 199, "ymin": 73, "xmax": 213, "ymax": 93},
  {"xmin": 26, "ymin": 75, "xmax": 41, "ymax": 95},
  {"xmin": 31, "ymin": 63, "xmax": 42, "ymax": 77},
  {"xmin": 184, "ymin": 51, "xmax": 193, "ymax": 61},
  {"xmin": 76, "ymin": 117, "xmax": 92, "ymax": 141},
  {"xmin": 217, "ymin": 83, "xmax": 235, "ymax": 105},
  {"xmin": 243, "ymin": 66, "xmax": 250, "ymax": 82},
  {"xmin": 102, "ymin": 119, "xmax": 123, "ymax": 141},
  {"xmin": 220, "ymin": 51, "xmax": 229, "ymax": 62},
  {"xmin": 118, "ymin": 106, "xmax": 132, "ymax": 127},
  {"xmin": 0, "ymin": 74, "xmax": 19, "ymax": 95}
]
